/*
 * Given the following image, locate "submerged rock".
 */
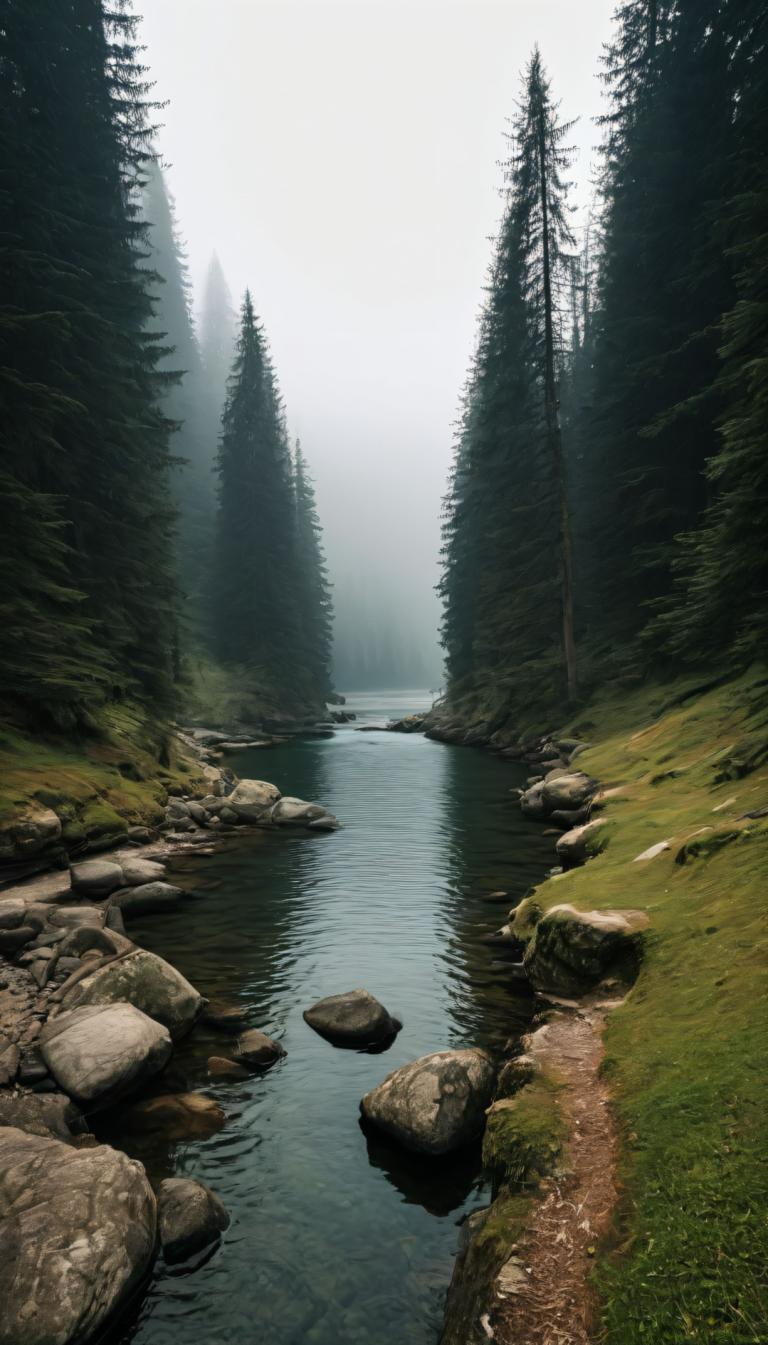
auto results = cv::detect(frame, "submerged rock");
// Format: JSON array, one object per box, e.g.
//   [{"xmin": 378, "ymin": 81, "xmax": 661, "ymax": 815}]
[
  {"xmin": 360, "ymin": 1048, "xmax": 495, "ymax": 1156},
  {"xmin": 122, "ymin": 1092, "xmax": 226, "ymax": 1141},
  {"xmin": 110, "ymin": 881, "xmax": 184, "ymax": 917},
  {"xmin": 66, "ymin": 947, "xmax": 203, "ymax": 1039},
  {"xmin": 523, "ymin": 903, "xmax": 649, "ymax": 995},
  {"xmin": 303, "ymin": 989, "xmax": 401, "ymax": 1047},
  {"xmin": 157, "ymin": 1177, "xmax": 229, "ymax": 1263},
  {"xmin": 233, "ymin": 1028, "xmax": 286, "ymax": 1069},
  {"xmin": 207, "ymin": 1055, "xmax": 250, "ymax": 1080},
  {"xmin": 39, "ymin": 1002, "xmax": 172, "ymax": 1108},
  {"xmin": 0, "ymin": 1125, "xmax": 156, "ymax": 1345}
]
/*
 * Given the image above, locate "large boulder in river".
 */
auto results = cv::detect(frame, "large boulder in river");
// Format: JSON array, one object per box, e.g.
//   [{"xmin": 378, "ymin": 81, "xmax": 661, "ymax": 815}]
[
  {"xmin": 157, "ymin": 1177, "xmax": 229, "ymax": 1263},
  {"xmin": 523, "ymin": 903, "xmax": 649, "ymax": 995},
  {"xmin": 110, "ymin": 881, "xmax": 184, "ymax": 917},
  {"xmin": 225, "ymin": 779, "xmax": 281, "ymax": 822},
  {"xmin": 118, "ymin": 857, "xmax": 166, "ymax": 887},
  {"xmin": 271, "ymin": 797, "xmax": 329, "ymax": 826},
  {"xmin": 69, "ymin": 859, "xmax": 125, "ymax": 898},
  {"xmin": 303, "ymin": 989, "xmax": 401, "ymax": 1047},
  {"xmin": 360, "ymin": 1049, "xmax": 495, "ymax": 1156},
  {"xmin": 0, "ymin": 1125, "xmax": 156, "ymax": 1345},
  {"xmin": 39, "ymin": 1003, "xmax": 172, "ymax": 1108},
  {"xmin": 66, "ymin": 947, "xmax": 203, "ymax": 1039}
]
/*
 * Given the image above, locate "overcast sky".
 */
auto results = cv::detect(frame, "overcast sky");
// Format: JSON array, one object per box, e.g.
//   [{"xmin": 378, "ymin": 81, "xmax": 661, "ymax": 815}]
[{"xmin": 138, "ymin": 0, "xmax": 616, "ymax": 685}]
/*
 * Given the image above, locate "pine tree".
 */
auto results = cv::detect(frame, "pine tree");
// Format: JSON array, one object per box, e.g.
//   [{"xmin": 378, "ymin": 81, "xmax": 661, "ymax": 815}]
[
  {"xmin": 0, "ymin": 0, "xmax": 179, "ymax": 723},
  {"xmin": 214, "ymin": 292, "xmax": 301, "ymax": 684},
  {"xmin": 440, "ymin": 49, "xmax": 576, "ymax": 728},
  {"xmin": 142, "ymin": 157, "xmax": 215, "ymax": 632},
  {"xmin": 293, "ymin": 441, "xmax": 334, "ymax": 698},
  {"xmin": 583, "ymin": 0, "xmax": 736, "ymax": 653},
  {"xmin": 649, "ymin": 1, "xmax": 768, "ymax": 662},
  {"xmin": 200, "ymin": 251, "xmax": 237, "ymax": 412}
]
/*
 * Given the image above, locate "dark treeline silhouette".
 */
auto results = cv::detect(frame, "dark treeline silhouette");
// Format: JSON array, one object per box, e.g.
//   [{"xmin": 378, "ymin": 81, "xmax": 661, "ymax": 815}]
[
  {"xmin": 0, "ymin": 1, "xmax": 333, "ymax": 731},
  {"xmin": 440, "ymin": 2, "xmax": 767, "ymax": 732}
]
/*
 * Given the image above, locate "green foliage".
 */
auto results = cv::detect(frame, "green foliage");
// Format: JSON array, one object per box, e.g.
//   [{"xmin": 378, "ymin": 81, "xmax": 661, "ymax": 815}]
[
  {"xmin": 0, "ymin": 1, "xmax": 179, "ymax": 724},
  {"xmin": 213, "ymin": 293, "xmax": 334, "ymax": 708},
  {"xmin": 440, "ymin": 49, "xmax": 577, "ymax": 728}
]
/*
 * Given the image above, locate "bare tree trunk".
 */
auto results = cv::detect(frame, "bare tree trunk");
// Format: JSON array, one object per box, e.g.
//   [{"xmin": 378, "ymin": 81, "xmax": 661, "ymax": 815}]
[{"xmin": 538, "ymin": 108, "xmax": 578, "ymax": 699}]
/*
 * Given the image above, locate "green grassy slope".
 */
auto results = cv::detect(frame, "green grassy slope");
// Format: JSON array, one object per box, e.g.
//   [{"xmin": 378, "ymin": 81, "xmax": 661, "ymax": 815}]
[{"xmin": 543, "ymin": 670, "xmax": 768, "ymax": 1343}]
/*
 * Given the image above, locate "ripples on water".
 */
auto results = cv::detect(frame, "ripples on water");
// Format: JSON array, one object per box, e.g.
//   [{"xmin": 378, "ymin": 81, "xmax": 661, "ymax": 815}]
[{"xmin": 102, "ymin": 691, "xmax": 553, "ymax": 1345}]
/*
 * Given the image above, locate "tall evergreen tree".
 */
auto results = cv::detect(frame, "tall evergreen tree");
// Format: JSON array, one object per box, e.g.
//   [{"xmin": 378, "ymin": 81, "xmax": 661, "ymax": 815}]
[
  {"xmin": 293, "ymin": 441, "xmax": 334, "ymax": 698},
  {"xmin": 440, "ymin": 49, "xmax": 576, "ymax": 729},
  {"xmin": 582, "ymin": 0, "xmax": 736, "ymax": 653},
  {"xmin": 200, "ymin": 251, "xmax": 236, "ymax": 412},
  {"xmin": 214, "ymin": 292, "xmax": 301, "ymax": 684},
  {"xmin": 0, "ymin": 0, "xmax": 179, "ymax": 724},
  {"xmin": 142, "ymin": 157, "xmax": 215, "ymax": 632}
]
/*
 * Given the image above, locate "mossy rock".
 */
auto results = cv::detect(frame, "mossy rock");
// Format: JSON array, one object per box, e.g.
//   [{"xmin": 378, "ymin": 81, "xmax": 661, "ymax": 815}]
[
  {"xmin": 675, "ymin": 826, "xmax": 745, "ymax": 864},
  {"xmin": 482, "ymin": 1074, "xmax": 564, "ymax": 1193},
  {"xmin": 440, "ymin": 1190, "xmax": 532, "ymax": 1345}
]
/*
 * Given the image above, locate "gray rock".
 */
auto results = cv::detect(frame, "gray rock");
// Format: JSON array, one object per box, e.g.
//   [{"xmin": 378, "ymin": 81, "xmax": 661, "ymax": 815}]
[
  {"xmin": 39, "ymin": 1002, "xmax": 172, "ymax": 1107},
  {"xmin": 66, "ymin": 947, "xmax": 203, "ymax": 1040},
  {"xmin": 119, "ymin": 857, "xmax": 166, "ymax": 887},
  {"xmin": 225, "ymin": 779, "xmax": 281, "ymax": 822},
  {"xmin": 110, "ymin": 881, "xmax": 184, "ymax": 917},
  {"xmin": 523, "ymin": 903, "xmax": 649, "ymax": 995},
  {"xmin": 165, "ymin": 799, "xmax": 190, "ymax": 819},
  {"xmin": 157, "ymin": 1177, "xmax": 229, "ymax": 1263},
  {"xmin": 360, "ymin": 1048, "xmax": 495, "ymax": 1155},
  {"xmin": 0, "ymin": 1092, "xmax": 86, "ymax": 1142},
  {"xmin": 207, "ymin": 1055, "xmax": 250, "ymax": 1079},
  {"xmin": 0, "ymin": 1125, "xmax": 156, "ymax": 1345},
  {"xmin": 0, "ymin": 898, "xmax": 27, "ymax": 930},
  {"xmin": 271, "ymin": 797, "xmax": 328, "ymax": 825},
  {"xmin": 303, "ymin": 989, "xmax": 400, "ymax": 1047},
  {"xmin": 187, "ymin": 802, "xmax": 209, "ymax": 825},
  {"xmin": 540, "ymin": 771, "xmax": 598, "ymax": 813},
  {"xmin": 48, "ymin": 905, "xmax": 104, "ymax": 929},
  {"xmin": 519, "ymin": 781, "xmax": 547, "ymax": 819},
  {"xmin": 0, "ymin": 925, "xmax": 36, "ymax": 954},
  {"xmin": 69, "ymin": 859, "xmax": 125, "ymax": 898},
  {"xmin": 0, "ymin": 1037, "xmax": 20, "ymax": 1086},
  {"xmin": 554, "ymin": 818, "xmax": 607, "ymax": 869},
  {"xmin": 233, "ymin": 1028, "xmax": 286, "ymax": 1069},
  {"xmin": 309, "ymin": 814, "xmax": 341, "ymax": 831}
]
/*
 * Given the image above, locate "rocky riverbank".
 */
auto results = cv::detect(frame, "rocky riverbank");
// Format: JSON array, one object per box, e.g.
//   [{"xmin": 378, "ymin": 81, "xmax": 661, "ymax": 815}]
[
  {"xmin": 0, "ymin": 737, "xmax": 342, "ymax": 1345},
  {"xmin": 431, "ymin": 670, "xmax": 768, "ymax": 1345}
]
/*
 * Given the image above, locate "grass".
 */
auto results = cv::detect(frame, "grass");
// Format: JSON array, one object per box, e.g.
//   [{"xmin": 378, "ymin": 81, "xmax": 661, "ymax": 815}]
[
  {"xmin": 0, "ymin": 701, "xmax": 206, "ymax": 863},
  {"xmin": 532, "ymin": 668, "xmax": 768, "ymax": 1344}
]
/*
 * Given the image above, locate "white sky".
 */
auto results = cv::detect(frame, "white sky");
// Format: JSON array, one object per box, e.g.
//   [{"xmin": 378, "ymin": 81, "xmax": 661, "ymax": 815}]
[{"xmin": 138, "ymin": 0, "xmax": 616, "ymax": 679}]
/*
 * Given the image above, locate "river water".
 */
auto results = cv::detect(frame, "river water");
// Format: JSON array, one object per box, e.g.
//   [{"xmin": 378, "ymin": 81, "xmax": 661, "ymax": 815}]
[{"xmin": 104, "ymin": 691, "xmax": 551, "ymax": 1345}]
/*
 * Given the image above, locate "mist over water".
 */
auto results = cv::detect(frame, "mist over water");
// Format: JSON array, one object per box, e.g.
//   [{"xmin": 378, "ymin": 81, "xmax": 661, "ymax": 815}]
[{"xmin": 139, "ymin": 0, "xmax": 615, "ymax": 689}]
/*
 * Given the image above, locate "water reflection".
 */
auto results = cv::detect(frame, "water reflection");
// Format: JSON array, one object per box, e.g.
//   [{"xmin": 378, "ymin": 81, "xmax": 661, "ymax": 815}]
[{"xmin": 101, "ymin": 691, "xmax": 550, "ymax": 1345}]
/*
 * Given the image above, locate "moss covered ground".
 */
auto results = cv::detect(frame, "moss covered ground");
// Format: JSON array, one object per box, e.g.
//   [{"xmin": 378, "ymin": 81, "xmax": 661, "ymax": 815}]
[
  {"xmin": 0, "ymin": 702, "xmax": 205, "ymax": 861},
  {"xmin": 535, "ymin": 669, "xmax": 768, "ymax": 1343}
]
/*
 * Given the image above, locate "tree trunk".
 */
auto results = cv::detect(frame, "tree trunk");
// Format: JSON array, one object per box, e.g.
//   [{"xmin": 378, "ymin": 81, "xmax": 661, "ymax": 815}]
[{"xmin": 538, "ymin": 107, "xmax": 578, "ymax": 699}]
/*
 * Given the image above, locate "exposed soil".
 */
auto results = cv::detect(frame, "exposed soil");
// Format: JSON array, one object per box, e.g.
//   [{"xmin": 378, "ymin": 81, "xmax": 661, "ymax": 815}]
[{"xmin": 491, "ymin": 1002, "xmax": 619, "ymax": 1344}]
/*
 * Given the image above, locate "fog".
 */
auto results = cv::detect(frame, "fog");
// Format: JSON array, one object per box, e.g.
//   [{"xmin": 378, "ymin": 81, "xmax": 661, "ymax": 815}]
[{"xmin": 139, "ymin": 0, "xmax": 615, "ymax": 690}]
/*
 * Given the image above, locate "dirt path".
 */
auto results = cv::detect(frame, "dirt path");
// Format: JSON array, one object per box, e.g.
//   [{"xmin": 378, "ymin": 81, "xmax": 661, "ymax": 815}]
[{"xmin": 491, "ymin": 1003, "xmax": 619, "ymax": 1345}]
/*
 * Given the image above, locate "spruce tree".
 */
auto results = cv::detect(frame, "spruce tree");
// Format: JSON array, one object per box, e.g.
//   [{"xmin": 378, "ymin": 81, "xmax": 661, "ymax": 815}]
[
  {"xmin": 293, "ymin": 441, "xmax": 334, "ymax": 699},
  {"xmin": 200, "ymin": 251, "xmax": 237, "ymax": 413},
  {"xmin": 440, "ymin": 49, "xmax": 576, "ymax": 728},
  {"xmin": 142, "ymin": 157, "xmax": 215, "ymax": 631},
  {"xmin": 0, "ymin": 0, "xmax": 179, "ymax": 723},
  {"xmin": 214, "ymin": 292, "xmax": 301, "ymax": 685}
]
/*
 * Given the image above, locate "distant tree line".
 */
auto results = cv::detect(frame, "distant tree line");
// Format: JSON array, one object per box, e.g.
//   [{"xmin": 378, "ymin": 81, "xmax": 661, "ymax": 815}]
[
  {"xmin": 0, "ymin": 0, "xmax": 333, "ymax": 731},
  {"xmin": 440, "ymin": 1, "xmax": 767, "ymax": 731}
]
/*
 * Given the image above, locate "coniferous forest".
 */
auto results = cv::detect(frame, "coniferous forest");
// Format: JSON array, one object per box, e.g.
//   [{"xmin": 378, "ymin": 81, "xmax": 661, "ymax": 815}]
[
  {"xmin": 0, "ymin": 1, "xmax": 333, "ymax": 736},
  {"xmin": 1, "ymin": 5, "xmax": 767, "ymax": 1345},
  {"xmin": 440, "ymin": 3, "xmax": 767, "ymax": 733}
]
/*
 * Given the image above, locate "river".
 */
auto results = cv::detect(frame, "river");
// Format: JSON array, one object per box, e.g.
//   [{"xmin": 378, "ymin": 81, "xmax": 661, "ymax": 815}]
[{"xmin": 103, "ymin": 691, "xmax": 552, "ymax": 1345}]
